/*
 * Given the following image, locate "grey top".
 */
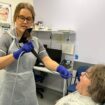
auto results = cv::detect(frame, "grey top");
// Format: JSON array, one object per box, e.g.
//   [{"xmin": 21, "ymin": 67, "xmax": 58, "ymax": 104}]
[
  {"xmin": 55, "ymin": 91, "xmax": 99, "ymax": 105},
  {"xmin": 0, "ymin": 28, "xmax": 48, "ymax": 105}
]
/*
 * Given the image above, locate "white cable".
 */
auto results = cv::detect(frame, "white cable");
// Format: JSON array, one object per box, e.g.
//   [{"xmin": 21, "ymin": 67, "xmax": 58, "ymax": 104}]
[{"xmin": 9, "ymin": 51, "xmax": 24, "ymax": 105}]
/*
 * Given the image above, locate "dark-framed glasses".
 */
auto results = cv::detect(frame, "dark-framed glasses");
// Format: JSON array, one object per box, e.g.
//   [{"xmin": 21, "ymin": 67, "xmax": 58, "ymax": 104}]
[
  {"xmin": 18, "ymin": 15, "xmax": 33, "ymax": 23},
  {"xmin": 81, "ymin": 71, "xmax": 90, "ymax": 79}
]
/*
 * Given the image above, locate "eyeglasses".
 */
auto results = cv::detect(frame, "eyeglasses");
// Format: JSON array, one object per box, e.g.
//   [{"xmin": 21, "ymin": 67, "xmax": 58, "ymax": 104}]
[
  {"xmin": 81, "ymin": 72, "xmax": 90, "ymax": 79},
  {"xmin": 18, "ymin": 15, "xmax": 33, "ymax": 23}
]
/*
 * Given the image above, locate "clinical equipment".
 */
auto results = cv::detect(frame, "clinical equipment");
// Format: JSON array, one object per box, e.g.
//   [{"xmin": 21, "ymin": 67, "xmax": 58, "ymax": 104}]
[{"xmin": 19, "ymin": 28, "xmax": 42, "ymax": 63}]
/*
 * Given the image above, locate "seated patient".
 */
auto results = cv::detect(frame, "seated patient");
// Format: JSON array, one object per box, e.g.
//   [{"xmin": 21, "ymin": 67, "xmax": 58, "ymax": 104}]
[{"xmin": 55, "ymin": 64, "xmax": 105, "ymax": 105}]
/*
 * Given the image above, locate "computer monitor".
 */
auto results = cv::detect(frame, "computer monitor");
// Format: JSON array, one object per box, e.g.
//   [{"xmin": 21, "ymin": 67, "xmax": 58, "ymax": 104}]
[
  {"xmin": 35, "ymin": 47, "xmax": 62, "ymax": 66},
  {"xmin": 46, "ymin": 48, "xmax": 62, "ymax": 64}
]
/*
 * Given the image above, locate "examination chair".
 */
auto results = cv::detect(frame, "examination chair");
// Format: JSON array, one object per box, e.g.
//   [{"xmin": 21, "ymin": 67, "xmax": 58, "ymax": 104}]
[{"xmin": 67, "ymin": 65, "xmax": 90, "ymax": 93}]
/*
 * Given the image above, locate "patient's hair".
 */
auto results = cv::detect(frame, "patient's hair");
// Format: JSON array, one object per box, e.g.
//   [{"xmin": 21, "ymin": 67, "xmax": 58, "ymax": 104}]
[{"xmin": 88, "ymin": 64, "xmax": 105, "ymax": 104}]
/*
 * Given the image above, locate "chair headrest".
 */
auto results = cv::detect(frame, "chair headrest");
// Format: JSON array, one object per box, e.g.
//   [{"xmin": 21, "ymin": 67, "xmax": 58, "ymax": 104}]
[{"xmin": 76, "ymin": 66, "xmax": 90, "ymax": 81}]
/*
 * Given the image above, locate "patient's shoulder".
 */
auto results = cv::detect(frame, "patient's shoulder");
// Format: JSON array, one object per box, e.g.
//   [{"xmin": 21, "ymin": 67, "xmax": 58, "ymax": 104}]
[{"xmin": 55, "ymin": 91, "xmax": 97, "ymax": 105}]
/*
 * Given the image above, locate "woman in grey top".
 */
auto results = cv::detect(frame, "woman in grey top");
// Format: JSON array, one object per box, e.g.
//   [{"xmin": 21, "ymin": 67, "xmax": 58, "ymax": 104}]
[
  {"xmin": 55, "ymin": 64, "xmax": 105, "ymax": 105},
  {"xmin": 0, "ymin": 2, "xmax": 72, "ymax": 105}
]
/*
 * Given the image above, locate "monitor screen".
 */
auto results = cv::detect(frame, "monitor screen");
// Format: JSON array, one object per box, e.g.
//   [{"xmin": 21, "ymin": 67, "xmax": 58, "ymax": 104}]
[
  {"xmin": 35, "ymin": 47, "xmax": 62, "ymax": 66},
  {"xmin": 46, "ymin": 48, "xmax": 62, "ymax": 64}
]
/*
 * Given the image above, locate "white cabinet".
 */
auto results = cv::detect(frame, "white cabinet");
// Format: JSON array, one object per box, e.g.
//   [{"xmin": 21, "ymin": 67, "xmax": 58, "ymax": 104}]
[{"xmin": 32, "ymin": 30, "xmax": 76, "ymax": 70}]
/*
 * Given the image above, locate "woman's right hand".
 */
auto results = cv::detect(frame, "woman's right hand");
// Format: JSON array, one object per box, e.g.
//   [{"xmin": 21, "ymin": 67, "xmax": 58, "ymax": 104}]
[{"xmin": 13, "ymin": 41, "xmax": 34, "ymax": 59}]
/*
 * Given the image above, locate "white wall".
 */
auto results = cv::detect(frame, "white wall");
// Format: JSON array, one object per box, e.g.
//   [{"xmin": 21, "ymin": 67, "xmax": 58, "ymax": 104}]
[{"xmin": 34, "ymin": 0, "xmax": 105, "ymax": 64}]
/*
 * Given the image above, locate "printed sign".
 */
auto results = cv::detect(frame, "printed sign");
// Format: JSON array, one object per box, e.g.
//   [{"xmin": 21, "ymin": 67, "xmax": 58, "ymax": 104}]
[{"xmin": 0, "ymin": 2, "xmax": 11, "ymax": 24}]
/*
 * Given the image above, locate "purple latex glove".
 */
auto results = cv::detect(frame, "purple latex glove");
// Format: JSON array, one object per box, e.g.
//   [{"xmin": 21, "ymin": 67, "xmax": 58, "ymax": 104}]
[
  {"xmin": 13, "ymin": 41, "xmax": 34, "ymax": 59},
  {"xmin": 56, "ymin": 65, "xmax": 72, "ymax": 79}
]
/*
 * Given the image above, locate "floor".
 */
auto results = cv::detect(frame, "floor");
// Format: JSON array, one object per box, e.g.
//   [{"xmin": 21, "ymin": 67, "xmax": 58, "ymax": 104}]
[{"xmin": 37, "ymin": 88, "xmax": 62, "ymax": 105}]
